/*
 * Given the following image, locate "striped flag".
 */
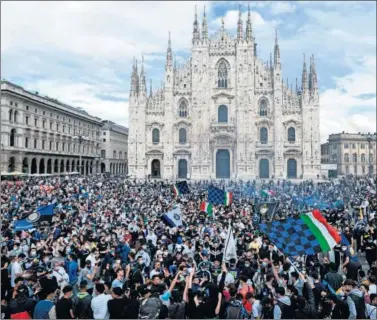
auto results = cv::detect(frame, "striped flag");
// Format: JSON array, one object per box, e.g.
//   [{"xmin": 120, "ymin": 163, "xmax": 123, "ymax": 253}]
[
  {"xmin": 261, "ymin": 189, "xmax": 275, "ymax": 197},
  {"xmin": 200, "ymin": 202, "xmax": 213, "ymax": 217},
  {"xmin": 259, "ymin": 209, "xmax": 341, "ymax": 256}
]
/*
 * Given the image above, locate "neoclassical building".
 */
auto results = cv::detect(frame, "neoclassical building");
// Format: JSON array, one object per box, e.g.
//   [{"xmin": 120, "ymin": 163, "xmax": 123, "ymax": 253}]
[
  {"xmin": 128, "ymin": 6, "xmax": 321, "ymax": 180},
  {"xmin": 1, "ymin": 81, "xmax": 105, "ymax": 175},
  {"xmin": 100, "ymin": 120, "xmax": 128, "ymax": 174}
]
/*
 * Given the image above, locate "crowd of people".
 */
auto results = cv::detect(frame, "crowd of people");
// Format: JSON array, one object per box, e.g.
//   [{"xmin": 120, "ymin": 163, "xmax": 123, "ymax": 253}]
[{"xmin": 1, "ymin": 173, "xmax": 376, "ymax": 319}]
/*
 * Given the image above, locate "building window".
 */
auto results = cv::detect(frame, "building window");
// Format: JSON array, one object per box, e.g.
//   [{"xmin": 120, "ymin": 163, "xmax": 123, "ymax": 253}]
[
  {"xmin": 73, "ymin": 144, "xmax": 76, "ymax": 153},
  {"xmin": 361, "ymin": 154, "xmax": 366, "ymax": 162},
  {"xmin": 15, "ymin": 102, "xmax": 18, "ymax": 107},
  {"xmin": 345, "ymin": 165, "xmax": 349, "ymax": 174},
  {"xmin": 9, "ymin": 109, "xmax": 13, "ymax": 121},
  {"xmin": 34, "ymin": 139, "xmax": 37, "ymax": 149},
  {"xmin": 101, "ymin": 150, "xmax": 106, "ymax": 158},
  {"xmin": 10, "ymin": 129, "xmax": 16, "ymax": 147},
  {"xmin": 218, "ymin": 105, "xmax": 228, "ymax": 123},
  {"xmin": 344, "ymin": 153, "xmax": 349, "ymax": 163},
  {"xmin": 352, "ymin": 153, "xmax": 357, "ymax": 162},
  {"xmin": 35, "ymin": 108, "xmax": 37, "ymax": 113},
  {"xmin": 362, "ymin": 166, "xmax": 365, "ymax": 174},
  {"xmin": 103, "ymin": 138, "xmax": 106, "ymax": 142},
  {"xmin": 25, "ymin": 138, "xmax": 29, "ymax": 148},
  {"xmin": 62, "ymin": 143, "xmax": 65, "ymax": 152},
  {"xmin": 354, "ymin": 166, "xmax": 357, "ymax": 175},
  {"xmin": 50, "ymin": 141, "xmax": 53, "ymax": 150},
  {"xmin": 14, "ymin": 111, "xmax": 18, "ymax": 123},
  {"xmin": 179, "ymin": 128, "xmax": 187, "ymax": 144},
  {"xmin": 352, "ymin": 143, "xmax": 356, "ymax": 149},
  {"xmin": 259, "ymin": 99, "xmax": 268, "ymax": 117},
  {"xmin": 67, "ymin": 144, "xmax": 70, "ymax": 152},
  {"xmin": 344, "ymin": 143, "xmax": 349, "ymax": 148},
  {"xmin": 152, "ymin": 128, "xmax": 160, "ymax": 144},
  {"xmin": 42, "ymin": 120, "xmax": 46, "ymax": 129},
  {"xmin": 103, "ymin": 132, "xmax": 106, "ymax": 135},
  {"xmin": 217, "ymin": 60, "xmax": 228, "ymax": 88},
  {"xmin": 42, "ymin": 140, "xmax": 45, "ymax": 150},
  {"xmin": 63, "ymin": 126, "xmax": 65, "ymax": 133},
  {"xmin": 119, "ymin": 151, "xmax": 122, "ymax": 159},
  {"xmin": 287, "ymin": 127, "xmax": 296, "ymax": 142},
  {"xmin": 50, "ymin": 122, "xmax": 53, "ymax": 130},
  {"xmin": 34, "ymin": 118, "xmax": 38, "ymax": 127},
  {"xmin": 26, "ymin": 105, "xmax": 29, "ymax": 110},
  {"xmin": 260, "ymin": 127, "xmax": 268, "ymax": 144},
  {"xmin": 361, "ymin": 144, "xmax": 365, "ymax": 149},
  {"xmin": 43, "ymin": 111, "xmax": 45, "ymax": 115},
  {"xmin": 25, "ymin": 116, "xmax": 29, "ymax": 125},
  {"xmin": 10, "ymin": 101, "xmax": 13, "ymax": 106},
  {"xmin": 57, "ymin": 124, "xmax": 59, "ymax": 132},
  {"xmin": 113, "ymin": 150, "xmax": 116, "ymax": 159},
  {"xmin": 178, "ymin": 100, "xmax": 188, "ymax": 117},
  {"xmin": 56, "ymin": 142, "xmax": 59, "ymax": 151},
  {"xmin": 370, "ymin": 155, "xmax": 374, "ymax": 163}
]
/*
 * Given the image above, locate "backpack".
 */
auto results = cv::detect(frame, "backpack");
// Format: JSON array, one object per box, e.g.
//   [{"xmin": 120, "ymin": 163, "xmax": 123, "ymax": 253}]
[
  {"xmin": 277, "ymin": 300, "xmax": 294, "ymax": 319},
  {"xmin": 139, "ymin": 297, "xmax": 162, "ymax": 319},
  {"xmin": 226, "ymin": 300, "xmax": 242, "ymax": 319},
  {"xmin": 349, "ymin": 293, "xmax": 366, "ymax": 319}
]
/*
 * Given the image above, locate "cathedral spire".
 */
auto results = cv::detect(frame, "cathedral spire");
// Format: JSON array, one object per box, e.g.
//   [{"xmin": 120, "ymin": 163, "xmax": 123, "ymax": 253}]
[
  {"xmin": 274, "ymin": 28, "xmax": 281, "ymax": 68},
  {"xmin": 130, "ymin": 57, "xmax": 137, "ymax": 96},
  {"xmin": 139, "ymin": 55, "xmax": 146, "ymax": 94},
  {"xmin": 192, "ymin": 5, "xmax": 200, "ymax": 45},
  {"xmin": 202, "ymin": 5, "xmax": 208, "ymax": 42},
  {"xmin": 237, "ymin": 5, "xmax": 243, "ymax": 41},
  {"xmin": 302, "ymin": 54, "xmax": 308, "ymax": 95},
  {"xmin": 245, "ymin": 3, "xmax": 253, "ymax": 42},
  {"xmin": 166, "ymin": 31, "xmax": 173, "ymax": 70},
  {"xmin": 149, "ymin": 78, "xmax": 152, "ymax": 97},
  {"xmin": 311, "ymin": 54, "xmax": 318, "ymax": 94}
]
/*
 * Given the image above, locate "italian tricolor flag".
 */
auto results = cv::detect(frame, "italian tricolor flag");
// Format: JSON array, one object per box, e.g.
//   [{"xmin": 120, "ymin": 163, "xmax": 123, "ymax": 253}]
[
  {"xmin": 261, "ymin": 189, "xmax": 275, "ymax": 197},
  {"xmin": 301, "ymin": 209, "xmax": 342, "ymax": 252},
  {"xmin": 224, "ymin": 192, "xmax": 233, "ymax": 206},
  {"xmin": 172, "ymin": 185, "xmax": 181, "ymax": 197},
  {"xmin": 200, "ymin": 202, "xmax": 213, "ymax": 216}
]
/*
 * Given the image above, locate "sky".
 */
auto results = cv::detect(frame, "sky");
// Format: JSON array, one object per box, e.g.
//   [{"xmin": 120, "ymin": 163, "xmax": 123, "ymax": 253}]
[{"xmin": 1, "ymin": 1, "xmax": 376, "ymax": 142}]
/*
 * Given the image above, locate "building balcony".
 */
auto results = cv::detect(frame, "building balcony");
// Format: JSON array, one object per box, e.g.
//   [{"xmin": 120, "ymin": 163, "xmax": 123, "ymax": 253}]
[
  {"xmin": 284, "ymin": 141, "xmax": 301, "ymax": 148},
  {"xmin": 255, "ymin": 142, "xmax": 274, "ymax": 149},
  {"xmin": 210, "ymin": 122, "xmax": 236, "ymax": 134}
]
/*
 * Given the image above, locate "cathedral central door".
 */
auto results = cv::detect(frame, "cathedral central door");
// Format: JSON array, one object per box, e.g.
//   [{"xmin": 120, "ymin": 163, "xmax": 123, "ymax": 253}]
[
  {"xmin": 287, "ymin": 159, "xmax": 297, "ymax": 178},
  {"xmin": 259, "ymin": 159, "xmax": 269, "ymax": 178},
  {"xmin": 178, "ymin": 159, "xmax": 187, "ymax": 179},
  {"xmin": 216, "ymin": 149, "xmax": 230, "ymax": 179},
  {"xmin": 151, "ymin": 159, "xmax": 161, "ymax": 178}
]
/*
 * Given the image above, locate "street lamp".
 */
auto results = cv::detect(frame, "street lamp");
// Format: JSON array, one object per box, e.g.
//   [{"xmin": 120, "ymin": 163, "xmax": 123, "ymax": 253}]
[
  {"xmin": 366, "ymin": 133, "xmax": 373, "ymax": 175},
  {"xmin": 73, "ymin": 135, "xmax": 88, "ymax": 175}
]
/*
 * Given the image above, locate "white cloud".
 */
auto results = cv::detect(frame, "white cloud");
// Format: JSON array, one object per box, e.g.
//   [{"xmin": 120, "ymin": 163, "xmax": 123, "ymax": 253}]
[{"xmin": 270, "ymin": 2, "xmax": 296, "ymax": 15}]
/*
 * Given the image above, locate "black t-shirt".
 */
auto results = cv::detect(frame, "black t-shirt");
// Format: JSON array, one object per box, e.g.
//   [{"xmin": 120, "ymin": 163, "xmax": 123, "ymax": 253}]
[
  {"xmin": 56, "ymin": 297, "xmax": 73, "ymax": 319},
  {"xmin": 108, "ymin": 298, "xmax": 126, "ymax": 319}
]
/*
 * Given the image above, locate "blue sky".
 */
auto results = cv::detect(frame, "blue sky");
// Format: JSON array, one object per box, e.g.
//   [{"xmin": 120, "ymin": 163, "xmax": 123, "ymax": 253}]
[{"xmin": 1, "ymin": 1, "xmax": 376, "ymax": 142}]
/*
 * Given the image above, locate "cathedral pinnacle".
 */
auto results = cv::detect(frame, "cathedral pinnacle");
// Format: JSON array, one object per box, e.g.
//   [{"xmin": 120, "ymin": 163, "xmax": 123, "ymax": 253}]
[
  {"xmin": 302, "ymin": 54, "xmax": 308, "ymax": 94},
  {"xmin": 139, "ymin": 55, "xmax": 146, "ymax": 94},
  {"xmin": 237, "ymin": 5, "xmax": 243, "ymax": 41},
  {"xmin": 166, "ymin": 31, "xmax": 173, "ymax": 70},
  {"xmin": 245, "ymin": 4, "xmax": 253, "ymax": 42},
  {"xmin": 202, "ymin": 6, "xmax": 208, "ymax": 42},
  {"xmin": 192, "ymin": 5, "xmax": 200, "ymax": 45},
  {"xmin": 149, "ymin": 78, "xmax": 153, "ymax": 97},
  {"xmin": 274, "ymin": 28, "xmax": 280, "ymax": 68},
  {"xmin": 130, "ymin": 57, "xmax": 139, "ymax": 96},
  {"xmin": 310, "ymin": 54, "xmax": 318, "ymax": 94}
]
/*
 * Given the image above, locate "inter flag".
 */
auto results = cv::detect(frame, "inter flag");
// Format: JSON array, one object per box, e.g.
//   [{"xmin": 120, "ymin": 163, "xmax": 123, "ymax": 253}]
[
  {"xmin": 223, "ymin": 224, "xmax": 237, "ymax": 262},
  {"xmin": 200, "ymin": 202, "xmax": 213, "ymax": 216},
  {"xmin": 254, "ymin": 202, "xmax": 279, "ymax": 221},
  {"xmin": 162, "ymin": 207, "xmax": 183, "ymax": 227},
  {"xmin": 173, "ymin": 181, "xmax": 189, "ymax": 197},
  {"xmin": 259, "ymin": 209, "xmax": 341, "ymax": 256},
  {"xmin": 208, "ymin": 187, "xmax": 233, "ymax": 206},
  {"xmin": 14, "ymin": 204, "xmax": 55, "ymax": 231}
]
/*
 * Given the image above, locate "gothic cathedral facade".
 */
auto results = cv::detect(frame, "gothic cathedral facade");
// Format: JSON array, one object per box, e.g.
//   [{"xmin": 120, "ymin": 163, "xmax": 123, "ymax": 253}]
[{"xmin": 128, "ymin": 7, "xmax": 321, "ymax": 180}]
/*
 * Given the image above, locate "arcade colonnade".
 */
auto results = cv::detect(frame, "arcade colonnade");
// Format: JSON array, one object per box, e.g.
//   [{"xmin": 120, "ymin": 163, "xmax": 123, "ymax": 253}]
[{"xmin": 4, "ymin": 154, "xmax": 127, "ymax": 175}]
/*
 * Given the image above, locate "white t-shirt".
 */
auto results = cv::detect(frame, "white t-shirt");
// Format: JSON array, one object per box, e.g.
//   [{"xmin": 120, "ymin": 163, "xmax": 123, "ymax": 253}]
[
  {"xmin": 251, "ymin": 300, "xmax": 262, "ymax": 319},
  {"xmin": 369, "ymin": 284, "xmax": 377, "ymax": 295},
  {"xmin": 91, "ymin": 293, "xmax": 112, "ymax": 320},
  {"xmin": 11, "ymin": 261, "xmax": 22, "ymax": 287}
]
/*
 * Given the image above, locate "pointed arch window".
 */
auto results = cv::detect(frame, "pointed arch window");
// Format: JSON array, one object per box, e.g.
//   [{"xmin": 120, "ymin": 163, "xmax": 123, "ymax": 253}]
[
  {"xmin": 152, "ymin": 128, "xmax": 160, "ymax": 144},
  {"xmin": 179, "ymin": 128, "xmax": 187, "ymax": 144},
  {"xmin": 218, "ymin": 60, "xmax": 228, "ymax": 88},
  {"xmin": 259, "ymin": 99, "xmax": 268, "ymax": 116},
  {"xmin": 178, "ymin": 101, "xmax": 188, "ymax": 117}
]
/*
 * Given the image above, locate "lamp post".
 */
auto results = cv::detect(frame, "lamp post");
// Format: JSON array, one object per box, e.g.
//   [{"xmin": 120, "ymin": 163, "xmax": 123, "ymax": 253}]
[{"xmin": 367, "ymin": 133, "xmax": 373, "ymax": 176}]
